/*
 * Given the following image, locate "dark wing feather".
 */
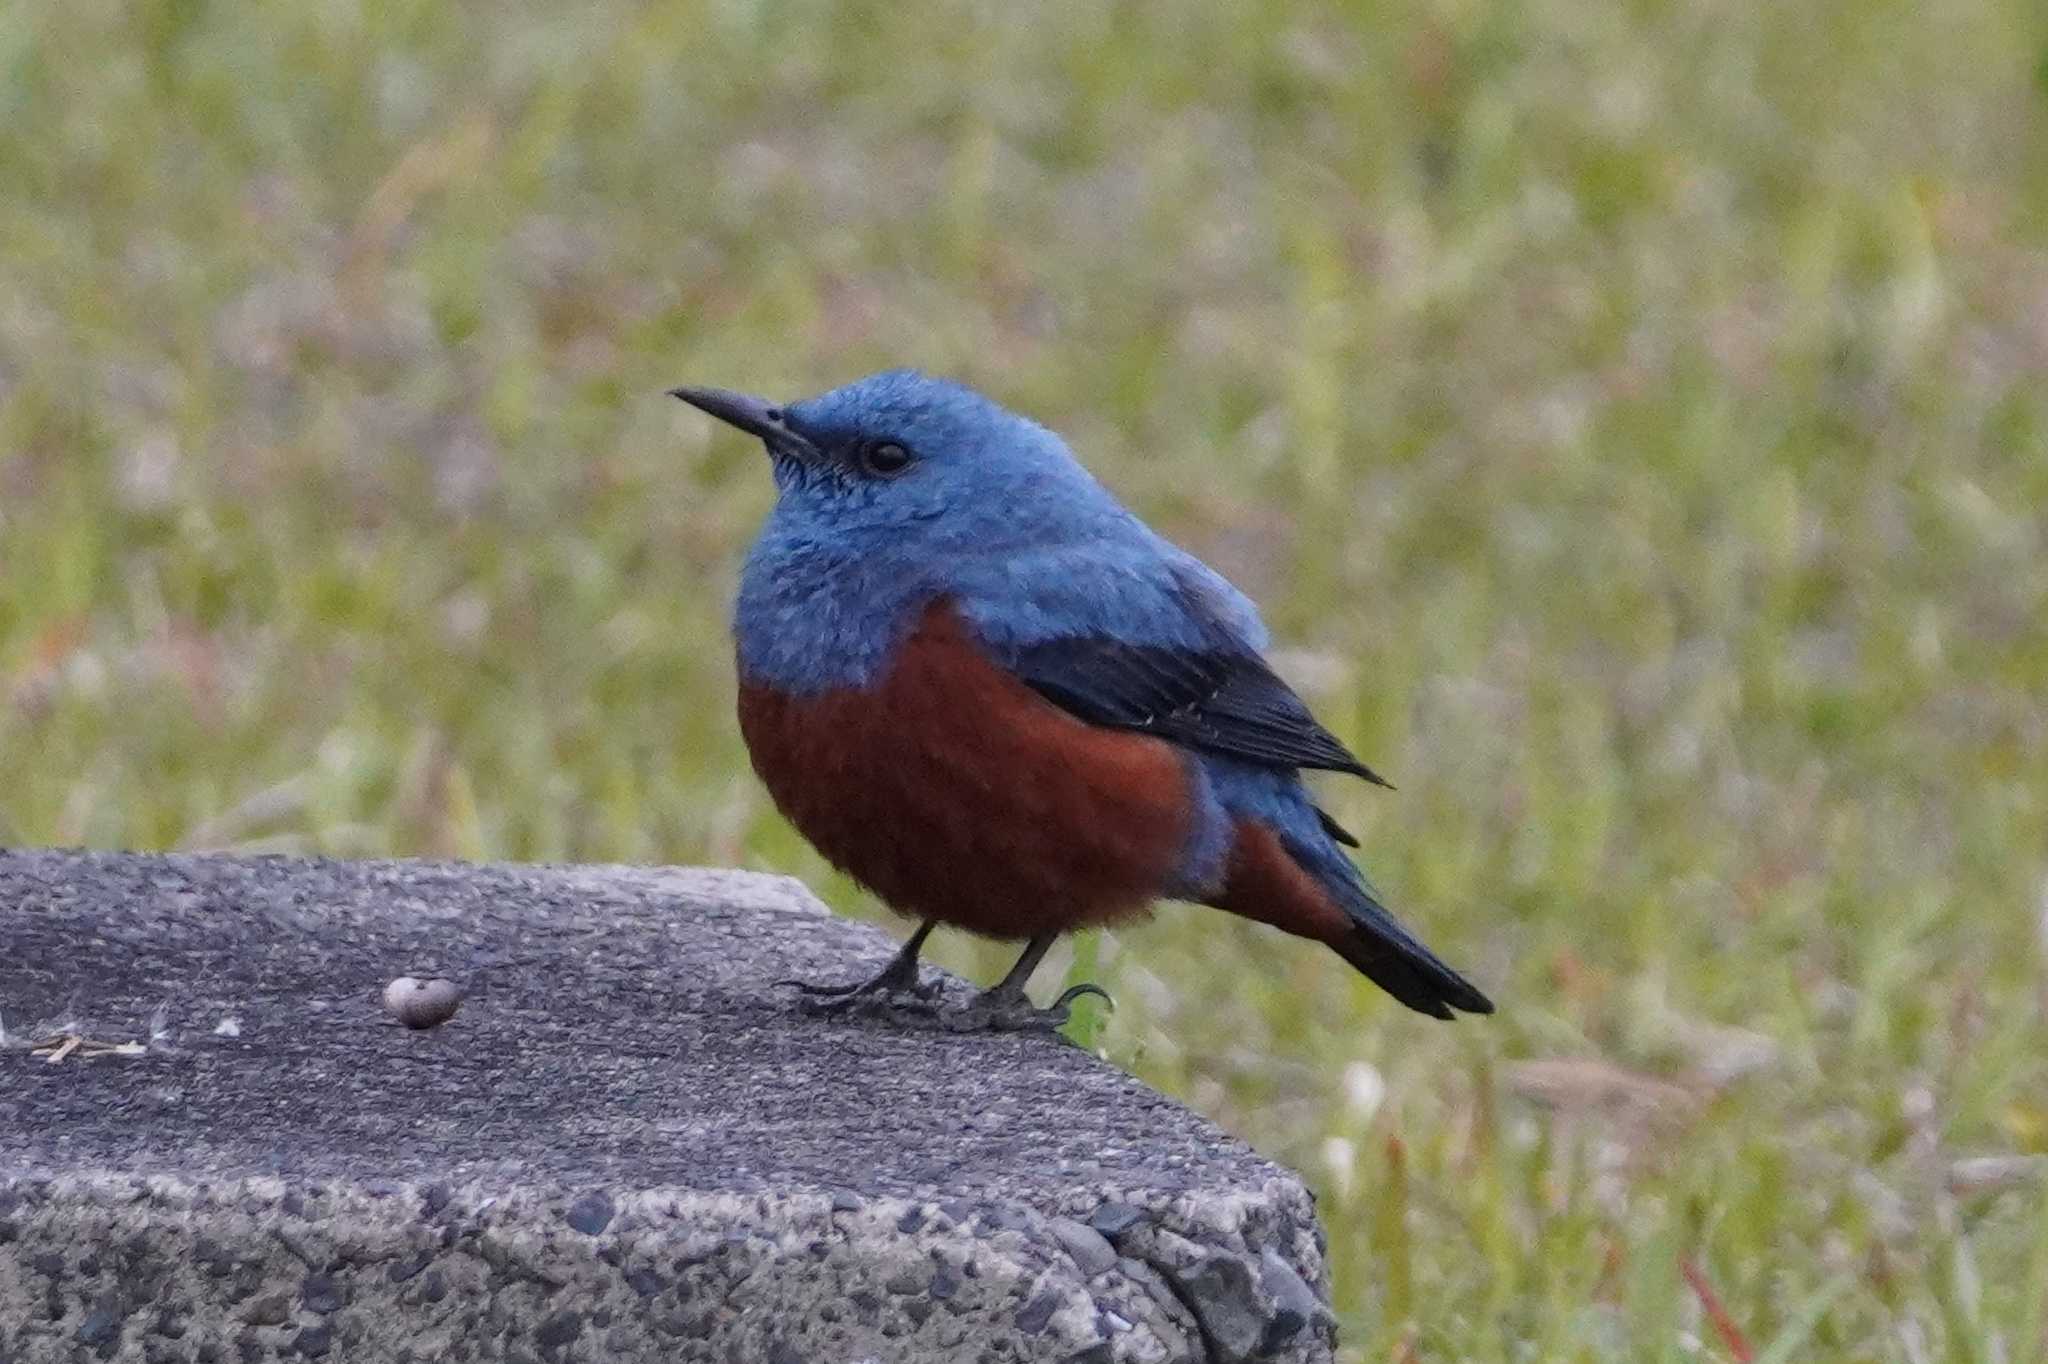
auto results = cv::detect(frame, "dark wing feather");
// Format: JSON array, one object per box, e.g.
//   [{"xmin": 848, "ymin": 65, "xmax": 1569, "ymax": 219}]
[
  {"xmin": 1316, "ymin": 807, "xmax": 1361, "ymax": 847},
  {"xmin": 1010, "ymin": 636, "xmax": 1391, "ymax": 787}
]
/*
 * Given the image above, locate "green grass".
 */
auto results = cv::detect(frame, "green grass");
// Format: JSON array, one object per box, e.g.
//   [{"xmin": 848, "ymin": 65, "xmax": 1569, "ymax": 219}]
[{"xmin": 5, "ymin": 0, "xmax": 2048, "ymax": 1356}]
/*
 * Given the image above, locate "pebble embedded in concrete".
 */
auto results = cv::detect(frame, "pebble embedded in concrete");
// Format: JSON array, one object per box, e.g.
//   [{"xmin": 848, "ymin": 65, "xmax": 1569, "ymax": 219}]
[{"xmin": 382, "ymin": 975, "xmax": 463, "ymax": 1029}]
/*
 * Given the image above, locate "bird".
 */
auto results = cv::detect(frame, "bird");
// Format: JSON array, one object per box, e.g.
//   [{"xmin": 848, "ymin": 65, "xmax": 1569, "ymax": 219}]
[{"xmin": 671, "ymin": 370, "xmax": 1493, "ymax": 1030}]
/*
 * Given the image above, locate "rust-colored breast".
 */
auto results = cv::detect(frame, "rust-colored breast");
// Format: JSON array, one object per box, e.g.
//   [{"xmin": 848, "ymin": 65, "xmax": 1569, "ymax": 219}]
[{"xmin": 736, "ymin": 603, "xmax": 1192, "ymax": 940}]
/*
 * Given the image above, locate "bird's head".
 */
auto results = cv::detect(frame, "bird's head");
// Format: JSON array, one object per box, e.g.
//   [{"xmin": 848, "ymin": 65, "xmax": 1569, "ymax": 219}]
[{"xmin": 671, "ymin": 369, "xmax": 1124, "ymax": 554}]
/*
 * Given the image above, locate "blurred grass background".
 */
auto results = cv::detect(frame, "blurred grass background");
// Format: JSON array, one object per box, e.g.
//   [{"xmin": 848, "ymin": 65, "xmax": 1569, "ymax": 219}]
[{"xmin": 5, "ymin": 0, "xmax": 2047, "ymax": 1357}]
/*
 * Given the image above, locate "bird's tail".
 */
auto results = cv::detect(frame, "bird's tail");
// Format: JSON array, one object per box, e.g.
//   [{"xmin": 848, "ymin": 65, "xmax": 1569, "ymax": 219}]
[
  {"xmin": 1211, "ymin": 816, "xmax": 1493, "ymax": 1020},
  {"xmin": 1321, "ymin": 877, "xmax": 1495, "ymax": 1019}
]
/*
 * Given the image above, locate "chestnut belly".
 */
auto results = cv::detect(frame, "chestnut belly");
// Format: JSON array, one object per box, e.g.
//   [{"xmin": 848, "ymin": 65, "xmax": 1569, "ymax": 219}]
[{"xmin": 736, "ymin": 605, "xmax": 1194, "ymax": 940}]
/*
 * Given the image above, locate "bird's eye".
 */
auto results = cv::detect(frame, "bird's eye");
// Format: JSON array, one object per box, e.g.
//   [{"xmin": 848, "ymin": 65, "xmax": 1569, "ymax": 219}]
[{"xmin": 859, "ymin": 440, "xmax": 913, "ymax": 477}]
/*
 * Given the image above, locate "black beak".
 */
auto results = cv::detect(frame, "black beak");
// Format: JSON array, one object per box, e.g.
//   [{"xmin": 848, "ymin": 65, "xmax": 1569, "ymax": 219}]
[{"xmin": 668, "ymin": 385, "xmax": 816, "ymax": 460}]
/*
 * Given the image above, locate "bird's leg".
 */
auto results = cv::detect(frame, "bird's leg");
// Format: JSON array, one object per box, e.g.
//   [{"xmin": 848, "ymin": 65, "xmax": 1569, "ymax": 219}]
[
  {"xmin": 987, "ymin": 933, "xmax": 1056, "ymax": 995},
  {"xmin": 944, "ymin": 933, "xmax": 1113, "ymax": 1033},
  {"xmin": 784, "ymin": 919, "xmax": 940, "ymax": 1006}
]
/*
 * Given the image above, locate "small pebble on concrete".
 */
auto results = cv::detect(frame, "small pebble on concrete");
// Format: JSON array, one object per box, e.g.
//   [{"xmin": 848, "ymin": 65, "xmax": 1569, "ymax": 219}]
[{"xmin": 383, "ymin": 977, "xmax": 463, "ymax": 1030}]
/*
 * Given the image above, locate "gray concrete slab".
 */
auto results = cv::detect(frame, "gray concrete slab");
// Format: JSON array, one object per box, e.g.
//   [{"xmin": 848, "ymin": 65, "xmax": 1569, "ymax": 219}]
[{"xmin": 0, "ymin": 849, "xmax": 1335, "ymax": 1362}]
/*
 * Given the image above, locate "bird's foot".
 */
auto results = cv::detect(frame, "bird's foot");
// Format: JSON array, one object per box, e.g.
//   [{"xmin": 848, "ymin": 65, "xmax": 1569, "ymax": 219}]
[
  {"xmin": 781, "ymin": 953, "xmax": 942, "ymax": 1014},
  {"xmin": 941, "ymin": 982, "xmax": 1112, "ymax": 1034},
  {"xmin": 796, "ymin": 989, "xmax": 943, "ymax": 1022}
]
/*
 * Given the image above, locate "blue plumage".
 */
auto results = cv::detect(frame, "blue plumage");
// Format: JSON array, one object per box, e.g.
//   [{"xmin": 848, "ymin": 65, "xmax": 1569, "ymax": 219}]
[{"xmin": 735, "ymin": 371, "xmax": 1237, "ymax": 691}]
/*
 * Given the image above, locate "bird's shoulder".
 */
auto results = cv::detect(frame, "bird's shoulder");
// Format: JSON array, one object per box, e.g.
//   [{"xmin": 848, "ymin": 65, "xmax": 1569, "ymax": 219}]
[
  {"xmin": 947, "ymin": 524, "xmax": 1260, "ymax": 651},
  {"xmin": 946, "ymin": 536, "xmax": 1384, "ymax": 785}
]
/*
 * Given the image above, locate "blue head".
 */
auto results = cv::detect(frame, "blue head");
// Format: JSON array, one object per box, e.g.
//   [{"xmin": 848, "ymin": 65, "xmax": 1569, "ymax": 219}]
[
  {"xmin": 673, "ymin": 370, "xmax": 1129, "ymax": 548},
  {"xmin": 673, "ymin": 370, "xmax": 1259, "ymax": 692}
]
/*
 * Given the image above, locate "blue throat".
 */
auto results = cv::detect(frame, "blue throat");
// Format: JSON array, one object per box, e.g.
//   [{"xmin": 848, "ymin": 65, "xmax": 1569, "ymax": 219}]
[{"xmin": 733, "ymin": 517, "xmax": 939, "ymax": 694}]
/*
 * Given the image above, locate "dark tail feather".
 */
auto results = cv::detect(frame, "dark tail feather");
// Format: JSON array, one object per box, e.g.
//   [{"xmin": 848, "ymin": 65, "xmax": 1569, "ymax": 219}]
[
  {"xmin": 1304, "ymin": 833, "xmax": 1494, "ymax": 1018},
  {"xmin": 1327, "ymin": 915, "xmax": 1494, "ymax": 1020},
  {"xmin": 1210, "ymin": 817, "xmax": 1494, "ymax": 1020}
]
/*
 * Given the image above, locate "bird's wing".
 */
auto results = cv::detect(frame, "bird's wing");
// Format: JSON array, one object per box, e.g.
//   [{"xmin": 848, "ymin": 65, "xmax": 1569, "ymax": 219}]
[
  {"xmin": 1005, "ymin": 633, "xmax": 1390, "ymax": 787},
  {"xmin": 951, "ymin": 536, "xmax": 1387, "ymax": 789}
]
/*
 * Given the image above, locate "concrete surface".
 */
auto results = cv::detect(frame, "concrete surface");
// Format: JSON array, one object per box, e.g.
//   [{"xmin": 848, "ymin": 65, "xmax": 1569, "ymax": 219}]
[{"xmin": 0, "ymin": 849, "xmax": 1336, "ymax": 1363}]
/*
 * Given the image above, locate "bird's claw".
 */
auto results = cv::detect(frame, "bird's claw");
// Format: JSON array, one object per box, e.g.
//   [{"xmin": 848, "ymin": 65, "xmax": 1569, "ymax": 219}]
[
  {"xmin": 796, "ymin": 990, "xmax": 943, "ymax": 1021},
  {"xmin": 941, "ymin": 981, "xmax": 1113, "ymax": 1033},
  {"xmin": 780, "ymin": 960, "xmax": 943, "ymax": 1017},
  {"xmin": 1053, "ymin": 982, "xmax": 1113, "ymax": 1013},
  {"xmin": 777, "ymin": 954, "xmax": 940, "ymax": 1002}
]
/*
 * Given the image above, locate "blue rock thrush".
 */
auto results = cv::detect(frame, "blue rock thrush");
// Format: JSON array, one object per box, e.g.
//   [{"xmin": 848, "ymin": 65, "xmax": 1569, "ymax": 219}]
[{"xmin": 673, "ymin": 370, "xmax": 1493, "ymax": 1030}]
